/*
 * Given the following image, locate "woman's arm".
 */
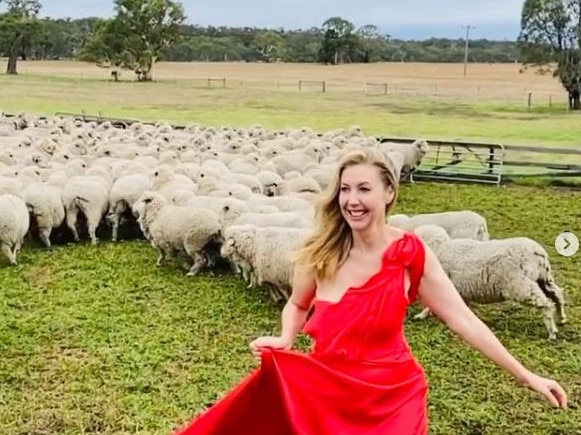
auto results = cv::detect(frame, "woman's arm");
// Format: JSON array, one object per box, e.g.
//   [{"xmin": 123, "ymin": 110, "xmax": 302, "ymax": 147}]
[
  {"xmin": 416, "ymin": 245, "xmax": 531, "ymax": 383},
  {"xmin": 416, "ymin": 243, "xmax": 567, "ymax": 408},
  {"xmin": 279, "ymin": 266, "xmax": 317, "ymax": 343},
  {"xmin": 250, "ymin": 265, "xmax": 316, "ymax": 356}
]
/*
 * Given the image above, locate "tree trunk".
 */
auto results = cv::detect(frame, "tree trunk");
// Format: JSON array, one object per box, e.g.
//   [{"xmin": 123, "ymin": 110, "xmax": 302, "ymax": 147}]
[
  {"xmin": 568, "ymin": 90, "xmax": 580, "ymax": 110},
  {"xmin": 141, "ymin": 68, "xmax": 153, "ymax": 81},
  {"xmin": 6, "ymin": 53, "xmax": 18, "ymax": 75}
]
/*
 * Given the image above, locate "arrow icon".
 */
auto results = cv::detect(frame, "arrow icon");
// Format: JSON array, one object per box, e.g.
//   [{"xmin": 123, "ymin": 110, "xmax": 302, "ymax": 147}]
[{"xmin": 555, "ymin": 231, "xmax": 579, "ymax": 257}]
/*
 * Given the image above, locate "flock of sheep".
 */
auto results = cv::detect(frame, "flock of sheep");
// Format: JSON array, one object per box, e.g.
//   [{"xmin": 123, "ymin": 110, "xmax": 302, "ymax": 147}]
[{"xmin": 0, "ymin": 112, "xmax": 568, "ymax": 340}]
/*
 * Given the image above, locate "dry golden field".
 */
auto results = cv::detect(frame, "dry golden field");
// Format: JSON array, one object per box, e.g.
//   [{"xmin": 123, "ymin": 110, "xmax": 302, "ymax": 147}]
[
  {"xmin": 9, "ymin": 60, "xmax": 566, "ymax": 100},
  {"xmin": 0, "ymin": 59, "xmax": 578, "ymax": 150}
]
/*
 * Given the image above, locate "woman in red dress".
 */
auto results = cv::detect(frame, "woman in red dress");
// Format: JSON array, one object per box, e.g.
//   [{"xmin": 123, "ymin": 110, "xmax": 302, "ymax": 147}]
[{"xmin": 175, "ymin": 147, "xmax": 567, "ymax": 434}]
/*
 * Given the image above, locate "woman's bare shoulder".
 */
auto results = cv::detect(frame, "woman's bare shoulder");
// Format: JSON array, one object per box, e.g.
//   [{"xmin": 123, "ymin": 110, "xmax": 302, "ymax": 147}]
[{"xmin": 384, "ymin": 224, "xmax": 407, "ymax": 240}]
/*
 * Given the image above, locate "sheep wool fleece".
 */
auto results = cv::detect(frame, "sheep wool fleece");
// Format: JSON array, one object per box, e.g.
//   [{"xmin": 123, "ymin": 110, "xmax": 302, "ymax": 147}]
[{"xmin": 175, "ymin": 231, "xmax": 429, "ymax": 435}]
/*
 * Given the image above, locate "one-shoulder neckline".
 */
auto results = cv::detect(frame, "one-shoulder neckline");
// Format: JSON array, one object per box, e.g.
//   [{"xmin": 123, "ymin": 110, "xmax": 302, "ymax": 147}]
[{"xmin": 314, "ymin": 232, "xmax": 410, "ymax": 306}]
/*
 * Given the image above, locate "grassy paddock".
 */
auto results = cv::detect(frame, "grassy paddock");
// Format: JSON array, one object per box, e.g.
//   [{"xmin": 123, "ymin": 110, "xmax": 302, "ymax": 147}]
[
  {"xmin": 0, "ymin": 60, "xmax": 580, "ymax": 434},
  {"xmin": 0, "ymin": 183, "xmax": 579, "ymax": 435},
  {"xmin": 0, "ymin": 60, "xmax": 579, "ymax": 147}
]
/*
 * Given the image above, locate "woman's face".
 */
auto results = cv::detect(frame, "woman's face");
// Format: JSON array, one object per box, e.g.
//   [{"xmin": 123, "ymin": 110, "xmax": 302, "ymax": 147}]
[{"xmin": 338, "ymin": 163, "xmax": 394, "ymax": 231}]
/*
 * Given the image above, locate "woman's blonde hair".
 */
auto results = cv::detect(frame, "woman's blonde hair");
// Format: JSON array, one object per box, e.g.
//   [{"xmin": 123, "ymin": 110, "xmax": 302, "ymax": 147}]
[{"xmin": 292, "ymin": 146, "xmax": 399, "ymax": 282}]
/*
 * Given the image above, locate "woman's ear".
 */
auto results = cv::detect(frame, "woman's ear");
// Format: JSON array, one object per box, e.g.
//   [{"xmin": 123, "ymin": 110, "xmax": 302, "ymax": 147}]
[{"xmin": 384, "ymin": 185, "xmax": 395, "ymax": 204}]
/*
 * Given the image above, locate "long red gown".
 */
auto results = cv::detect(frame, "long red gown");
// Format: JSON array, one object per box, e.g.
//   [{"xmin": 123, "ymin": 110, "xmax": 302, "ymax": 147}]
[{"xmin": 175, "ymin": 231, "xmax": 428, "ymax": 435}]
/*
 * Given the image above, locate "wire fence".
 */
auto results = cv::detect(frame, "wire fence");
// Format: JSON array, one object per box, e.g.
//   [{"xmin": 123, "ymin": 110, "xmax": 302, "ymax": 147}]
[
  {"xmin": 162, "ymin": 76, "xmax": 568, "ymax": 110},
  {"xmin": 6, "ymin": 63, "xmax": 570, "ymax": 111}
]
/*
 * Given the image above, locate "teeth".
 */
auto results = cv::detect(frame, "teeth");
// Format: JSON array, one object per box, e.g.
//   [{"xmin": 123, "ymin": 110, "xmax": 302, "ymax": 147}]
[{"xmin": 349, "ymin": 210, "xmax": 365, "ymax": 217}]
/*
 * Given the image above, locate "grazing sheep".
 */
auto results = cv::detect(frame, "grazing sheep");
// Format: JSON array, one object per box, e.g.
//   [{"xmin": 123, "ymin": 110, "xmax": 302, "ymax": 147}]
[
  {"xmin": 412, "ymin": 224, "xmax": 567, "ymax": 340},
  {"xmin": 135, "ymin": 191, "xmax": 221, "ymax": 276},
  {"xmin": 220, "ymin": 224, "xmax": 310, "ymax": 303},
  {"xmin": 106, "ymin": 173, "xmax": 151, "ymax": 241}
]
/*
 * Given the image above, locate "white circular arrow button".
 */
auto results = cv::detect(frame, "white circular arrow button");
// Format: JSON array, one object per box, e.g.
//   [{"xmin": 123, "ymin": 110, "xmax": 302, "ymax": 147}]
[{"xmin": 555, "ymin": 231, "xmax": 579, "ymax": 257}]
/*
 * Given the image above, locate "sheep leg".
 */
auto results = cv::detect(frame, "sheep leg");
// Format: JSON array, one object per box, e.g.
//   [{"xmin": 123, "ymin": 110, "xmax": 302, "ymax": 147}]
[
  {"xmin": 413, "ymin": 307, "xmax": 432, "ymax": 320},
  {"xmin": 511, "ymin": 279, "xmax": 559, "ymax": 340},
  {"xmin": 38, "ymin": 228, "xmax": 52, "ymax": 248},
  {"xmin": 250, "ymin": 272, "xmax": 259, "ymax": 289},
  {"xmin": 244, "ymin": 269, "xmax": 258, "ymax": 289},
  {"xmin": 65, "ymin": 209, "xmax": 80, "ymax": 242},
  {"xmin": 155, "ymin": 246, "xmax": 169, "ymax": 266},
  {"xmin": 542, "ymin": 281, "xmax": 567, "ymax": 325},
  {"xmin": 1, "ymin": 243, "xmax": 16, "ymax": 265},
  {"xmin": 13, "ymin": 239, "xmax": 23, "ymax": 259},
  {"xmin": 85, "ymin": 212, "xmax": 102, "ymax": 245},
  {"xmin": 109, "ymin": 214, "xmax": 120, "ymax": 242},
  {"xmin": 186, "ymin": 252, "xmax": 207, "ymax": 277},
  {"xmin": 272, "ymin": 285, "xmax": 289, "ymax": 304}
]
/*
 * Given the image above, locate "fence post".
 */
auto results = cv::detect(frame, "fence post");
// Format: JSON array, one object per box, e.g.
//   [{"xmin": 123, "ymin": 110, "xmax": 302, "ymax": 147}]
[
  {"xmin": 527, "ymin": 92, "xmax": 532, "ymax": 112},
  {"xmin": 322, "ymin": 81, "xmax": 326, "ymax": 92}
]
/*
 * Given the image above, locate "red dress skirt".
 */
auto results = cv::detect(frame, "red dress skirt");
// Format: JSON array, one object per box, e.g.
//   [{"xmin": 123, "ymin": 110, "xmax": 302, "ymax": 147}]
[{"xmin": 175, "ymin": 232, "xmax": 428, "ymax": 435}]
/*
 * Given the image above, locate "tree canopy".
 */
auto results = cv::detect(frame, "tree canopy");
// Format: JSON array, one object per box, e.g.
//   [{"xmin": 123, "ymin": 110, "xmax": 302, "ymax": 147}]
[
  {"xmin": 518, "ymin": 0, "xmax": 581, "ymax": 109},
  {"xmin": 0, "ymin": 0, "xmax": 41, "ymax": 74},
  {"xmin": 78, "ymin": 0, "xmax": 186, "ymax": 81}
]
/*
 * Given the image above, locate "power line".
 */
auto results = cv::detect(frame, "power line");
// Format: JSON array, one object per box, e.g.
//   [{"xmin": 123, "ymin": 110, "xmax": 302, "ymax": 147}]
[{"xmin": 462, "ymin": 24, "xmax": 476, "ymax": 77}]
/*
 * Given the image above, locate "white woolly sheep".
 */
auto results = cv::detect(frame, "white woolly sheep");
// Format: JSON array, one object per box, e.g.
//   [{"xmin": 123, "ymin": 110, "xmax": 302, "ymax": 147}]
[
  {"xmin": 106, "ymin": 173, "xmax": 151, "ymax": 241},
  {"xmin": 220, "ymin": 224, "xmax": 310, "ymax": 303},
  {"xmin": 0, "ymin": 193, "xmax": 30, "ymax": 265},
  {"xmin": 61, "ymin": 168, "xmax": 111, "ymax": 245},
  {"xmin": 412, "ymin": 224, "xmax": 566, "ymax": 340},
  {"xmin": 135, "ymin": 191, "xmax": 221, "ymax": 276},
  {"xmin": 220, "ymin": 198, "xmax": 313, "ymax": 230},
  {"xmin": 245, "ymin": 194, "xmax": 314, "ymax": 213},
  {"xmin": 379, "ymin": 139, "xmax": 428, "ymax": 180},
  {"xmin": 23, "ymin": 182, "xmax": 65, "ymax": 248},
  {"xmin": 388, "ymin": 210, "xmax": 489, "ymax": 241}
]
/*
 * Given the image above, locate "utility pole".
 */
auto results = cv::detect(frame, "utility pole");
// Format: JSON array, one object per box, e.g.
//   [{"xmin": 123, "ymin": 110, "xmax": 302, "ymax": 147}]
[{"xmin": 462, "ymin": 24, "xmax": 475, "ymax": 77}]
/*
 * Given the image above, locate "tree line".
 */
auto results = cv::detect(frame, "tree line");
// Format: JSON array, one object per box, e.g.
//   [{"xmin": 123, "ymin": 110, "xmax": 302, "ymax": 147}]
[
  {"xmin": 1, "ymin": 0, "xmax": 519, "ymax": 77},
  {"xmin": 1, "ymin": 0, "xmax": 581, "ymax": 109}
]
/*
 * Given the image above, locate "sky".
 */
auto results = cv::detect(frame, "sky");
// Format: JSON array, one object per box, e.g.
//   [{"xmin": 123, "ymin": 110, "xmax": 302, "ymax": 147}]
[{"xmin": 14, "ymin": 0, "xmax": 525, "ymax": 40}]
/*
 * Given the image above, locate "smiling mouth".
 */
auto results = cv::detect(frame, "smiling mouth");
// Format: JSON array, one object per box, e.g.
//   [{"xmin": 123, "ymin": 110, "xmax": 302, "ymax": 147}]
[{"xmin": 347, "ymin": 210, "xmax": 367, "ymax": 218}]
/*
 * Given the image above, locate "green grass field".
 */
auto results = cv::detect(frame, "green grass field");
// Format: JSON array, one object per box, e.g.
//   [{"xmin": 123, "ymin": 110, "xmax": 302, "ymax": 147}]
[{"xmin": 0, "ymin": 61, "xmax": 580, "ymax": 434}]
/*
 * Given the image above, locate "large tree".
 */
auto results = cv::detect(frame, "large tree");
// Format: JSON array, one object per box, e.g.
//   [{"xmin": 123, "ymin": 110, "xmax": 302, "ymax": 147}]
[
  {"xmin": 518, "ymin": 0, "xmax": 581, "ymax": 109},
  {"xmin": 0, "ymin": 0, "xmax": 41, "ymax": 74},
  {"xmin": 79, "ymin": 0, "xmax": 186, "ymax": 81},
  {"xmin": 319, "ymin": 17, "xmax": 358, "ymax": 65}
]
